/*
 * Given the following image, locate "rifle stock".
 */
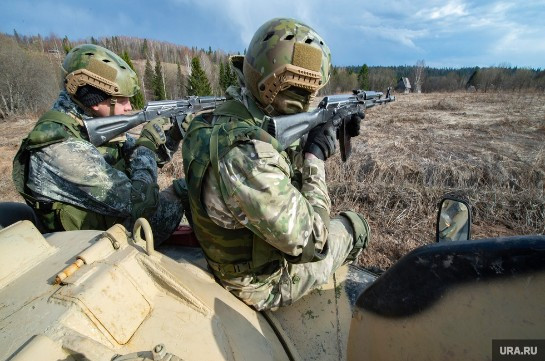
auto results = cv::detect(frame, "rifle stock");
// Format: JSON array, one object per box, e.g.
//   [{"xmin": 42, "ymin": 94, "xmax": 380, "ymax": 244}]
[{"xmin": 84, "ymin": 96, "xmax": 226, "ymax": 146}]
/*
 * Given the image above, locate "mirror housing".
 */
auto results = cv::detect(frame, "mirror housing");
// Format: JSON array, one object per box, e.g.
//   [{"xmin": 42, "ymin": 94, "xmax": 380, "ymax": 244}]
[{"xmin": 436, "ymin": 197, "xmax": 471, "ymax": 242}]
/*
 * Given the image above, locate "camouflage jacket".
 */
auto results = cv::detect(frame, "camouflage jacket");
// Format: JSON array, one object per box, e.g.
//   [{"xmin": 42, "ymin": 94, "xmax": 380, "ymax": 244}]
[
  {"xmin": 187, "ymin": 87, "xmax": 330, "ymax": 265},
  {"xmin": 15, "ymin": 91, "xmax": 158, "ymax": 229}
]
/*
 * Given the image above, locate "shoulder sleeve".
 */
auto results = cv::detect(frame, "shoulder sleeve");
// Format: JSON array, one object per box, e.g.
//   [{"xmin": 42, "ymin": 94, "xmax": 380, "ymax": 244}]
[
  {"xmin": 27, "ymin": 138, "xmax": 133, "ymax": 216},
  {"xmin": 218, "ymin": 139, "xmax": 329, "ymax": 256},
  {"xmin": 27, "ymin": 121, "xmax": 75, "ymax": 148}
]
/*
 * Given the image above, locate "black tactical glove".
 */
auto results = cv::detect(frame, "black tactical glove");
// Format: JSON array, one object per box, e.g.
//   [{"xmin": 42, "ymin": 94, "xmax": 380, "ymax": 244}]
[
  {"xmin": 345, "ymin": 111, "xmax": 365, "ymax": 137},
  {"xmin": 303, "ymin": 122, "xmax": 336, "ymax": 161}
]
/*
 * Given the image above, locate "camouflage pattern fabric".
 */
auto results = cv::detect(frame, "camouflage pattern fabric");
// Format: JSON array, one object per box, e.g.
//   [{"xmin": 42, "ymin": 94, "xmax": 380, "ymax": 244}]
[
  {"xmin": 193, "ymin": 88, "xmax": 356, "ymax": 310},
  {"xmin": 20, "ymin": 91, "xmax": 183, "ymax": 243},
  {"xmin": 203, "ymin": 139, "xmax": 329, "ymax": 255},
  {"xmin": 242, "ymin": 18, "xmax": 332, "ymax": 112},
  {"xmin": 62, "ymin": 44, "xmax": 140, "ymax": 98},
  {"xmin": 244, "ymin": 18, "xmax": 331, "ymax": 88},
  {"xmin": 222, "ymin": 216, "xmax": 353, "ymax": 310}
]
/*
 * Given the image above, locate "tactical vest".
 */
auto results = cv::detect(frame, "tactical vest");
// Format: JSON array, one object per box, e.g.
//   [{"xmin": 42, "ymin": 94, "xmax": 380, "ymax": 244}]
[
  {"xmin": 182, "ymin": 100, "xmax": 286, "ymax": 279},
  {"xmin": 12, "ymin": 110, "xmax": 126, "ymax": 232}
]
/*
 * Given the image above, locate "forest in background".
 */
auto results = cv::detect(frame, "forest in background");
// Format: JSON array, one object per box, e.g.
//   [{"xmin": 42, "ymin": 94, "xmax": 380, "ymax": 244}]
[{"xmin": 1, "ymin": 31, "xmax": 544, "ymax": 119}]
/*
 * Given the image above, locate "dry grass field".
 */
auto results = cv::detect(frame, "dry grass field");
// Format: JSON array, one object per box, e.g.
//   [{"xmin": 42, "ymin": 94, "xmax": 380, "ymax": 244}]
[{"xmin": 1, "ymin": 92, "xmax": 544, "ymax": 270}]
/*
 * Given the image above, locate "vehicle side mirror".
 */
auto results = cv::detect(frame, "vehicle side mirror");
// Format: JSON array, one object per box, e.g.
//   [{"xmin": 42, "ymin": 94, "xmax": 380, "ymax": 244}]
[{"xmin": 436, "ymin": 198, "xmax": 471, "ymax": 242}]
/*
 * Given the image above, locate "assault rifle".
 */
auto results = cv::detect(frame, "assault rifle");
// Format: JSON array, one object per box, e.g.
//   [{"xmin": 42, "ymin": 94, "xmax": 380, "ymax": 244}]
[
  {"xmin": 262, "ymin": 88, "xmax": 395, "ymax": 161},
  {"xmin": 84, "ymin": 96, "xmax": 226, "ymax": 146}
]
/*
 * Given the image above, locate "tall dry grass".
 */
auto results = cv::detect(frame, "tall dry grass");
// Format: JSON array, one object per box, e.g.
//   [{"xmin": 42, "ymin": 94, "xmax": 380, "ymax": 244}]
[{"xmin": 326, "ymin": 92, "xmax": 545, "ymax": 268}]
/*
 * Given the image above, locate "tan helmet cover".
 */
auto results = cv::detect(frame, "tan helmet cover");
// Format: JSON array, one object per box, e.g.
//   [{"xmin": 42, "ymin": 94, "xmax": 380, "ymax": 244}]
[
  {"xmin": 62, "ymin": 44, "xmax": 139, "ymax": 98},
  {"xmin": 243, "ymin": 18, "xmax": 332, "ymax": 111}
]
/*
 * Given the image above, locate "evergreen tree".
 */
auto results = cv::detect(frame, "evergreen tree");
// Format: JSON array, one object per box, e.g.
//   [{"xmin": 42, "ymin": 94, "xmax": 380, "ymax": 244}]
[
  {"xmin": 358, "ymin": 64, "xmax": 370, "ymax": 90},
  {"xmin": 143, "ymin": 58, "xmax": 155, "ymax": 102},
  {"xmin": 120, "ymin": 51, "xmax": 145, "ymax": 109},
  {"xmin": 153, "ymin": 58, "xmax": 166, "ymax": 100},
  {"xmin": 90, "ymin": 36, "xmax": 99, "ymax": 45},
  {"xmin": 62, "ymin": 36, "xmax": 72, "ymax": 54},
  {"xmin": 176, "ymin": 62, "xmax": 185, "ymax": 98},
  {"xmin": 141, "ymin": 39, "xmax": 149, "ymax": 59},
  {"xmin": 187, "ymin": 57, "xmax": 212, "ymax": 96},
  {"xmin": 220, "ymin": 60, "xmax": 238, "ymax": 92},
  {"xmin": 226, "ymin": 61, "xmax": 238, "ymax": 88},
  {"xmin": 219, "ymin": 61, "xmax": 226, "ymax": 92}
]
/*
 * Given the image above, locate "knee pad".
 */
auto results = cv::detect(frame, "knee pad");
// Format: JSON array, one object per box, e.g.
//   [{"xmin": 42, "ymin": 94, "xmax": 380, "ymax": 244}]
[{"xmin": 339, "ymin": 211, "xmax": 370, "ymax": 262}]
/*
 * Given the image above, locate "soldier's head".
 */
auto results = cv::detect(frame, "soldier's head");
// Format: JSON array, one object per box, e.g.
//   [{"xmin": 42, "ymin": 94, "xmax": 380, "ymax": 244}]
[
  {"xmin": 62, "ymin": 44, "xmax": 139, "ymax": 116},
  {"xmin": 243, "ymin": 18, "xmax": 331, "ymax": 115}
]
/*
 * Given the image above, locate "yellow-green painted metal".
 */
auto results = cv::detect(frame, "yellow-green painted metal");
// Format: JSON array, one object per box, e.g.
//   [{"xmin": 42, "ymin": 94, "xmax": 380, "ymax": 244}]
[{"xmin": 0, "ymin": 220, "xmax": 367, "ymax": 361}]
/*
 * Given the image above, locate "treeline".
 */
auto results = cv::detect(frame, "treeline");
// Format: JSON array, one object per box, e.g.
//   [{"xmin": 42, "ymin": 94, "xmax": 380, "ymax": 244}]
[
  {"xmin": 1, "ymin": 31, "xmax": 544, "ymax": 119},
  {"xmin": 342, "ymin": 65, "xmax": 545, "ymax": 93},
  {"xmin": 0, "ymin": 32, "xmax": 238, "ymax": 118}
]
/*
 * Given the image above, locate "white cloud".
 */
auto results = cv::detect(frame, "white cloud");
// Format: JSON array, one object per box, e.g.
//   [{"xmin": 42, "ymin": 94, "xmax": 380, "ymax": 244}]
[
  {"xmin": 168, "ymin": 0, "xmax": 318, "ymax": 47},
  {"xmin": 356, "ymin": 25, "xmax": 429, "ymax": 49},
  {"xmin": 417, "ymin": 0, "xmax": 468, "ymax": 20}
]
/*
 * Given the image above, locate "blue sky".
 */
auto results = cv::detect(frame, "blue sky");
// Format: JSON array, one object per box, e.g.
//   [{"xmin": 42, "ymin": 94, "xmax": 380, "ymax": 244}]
[{"xmin": 1, "ymin": 0, "xmax": 544, "ymax": 68}]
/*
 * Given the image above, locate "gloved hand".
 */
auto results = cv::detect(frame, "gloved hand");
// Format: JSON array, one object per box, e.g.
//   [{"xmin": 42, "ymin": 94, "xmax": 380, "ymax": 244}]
[
  {"xmin": 303, "ymin": 122, "xmax": 336, "ymax": 161},
  {"xmin": 345, "ymin": 111, "xmax": 365, "ymax": 137},
  {"xmin": 130, "ymin": 179, "xmax": 159, "ymax": 220},
  {"xmin": 168, "ymin": 113, "xmax": 194, "ymax": 143},
  {"xmin": 136, "ymin": 117, "xmax": 170, "ymax": 154},
  {"xmin": 136, "ymin": 117, "xmax": 180, "ymax": 166}
]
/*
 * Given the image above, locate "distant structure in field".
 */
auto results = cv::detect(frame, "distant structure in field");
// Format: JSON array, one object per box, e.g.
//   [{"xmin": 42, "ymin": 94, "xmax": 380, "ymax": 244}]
[{"xmin": 396, "ymin": 77, "xmax": 412, "ymax": 94}]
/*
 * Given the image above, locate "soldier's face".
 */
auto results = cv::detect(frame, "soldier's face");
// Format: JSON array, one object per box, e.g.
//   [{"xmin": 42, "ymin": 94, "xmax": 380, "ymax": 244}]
[{"xmin": 90, "ymin": 97, "xmax": 132, "ymax": 117}]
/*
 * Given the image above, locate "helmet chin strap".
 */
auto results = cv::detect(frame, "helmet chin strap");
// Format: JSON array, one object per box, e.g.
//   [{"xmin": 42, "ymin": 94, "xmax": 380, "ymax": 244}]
[{"xmin": 109, "ymin": 97, "xmax": 117, "ymax": 116}]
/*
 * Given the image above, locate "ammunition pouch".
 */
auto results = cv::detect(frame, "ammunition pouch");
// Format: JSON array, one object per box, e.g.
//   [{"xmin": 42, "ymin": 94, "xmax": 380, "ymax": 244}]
[{"xmin": 207, "ymin": 258, "xmax": 280, "ymax": 278}]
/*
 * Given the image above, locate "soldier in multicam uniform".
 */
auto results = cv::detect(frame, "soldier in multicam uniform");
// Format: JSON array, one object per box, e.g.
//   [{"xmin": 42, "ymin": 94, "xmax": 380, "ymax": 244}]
[
  {"xmin": 182, "ymin": 18, "xmax": 370, "ymax": 310},
  {"xmin": 13, "ymin": 44, "xmax": 184, "ymax": 243}
]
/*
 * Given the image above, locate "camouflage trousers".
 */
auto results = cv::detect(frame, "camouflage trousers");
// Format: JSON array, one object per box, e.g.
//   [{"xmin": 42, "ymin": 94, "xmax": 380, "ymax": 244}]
[
  {"xmin": 222, "ymin": 216, "xmax": 354, "ymax": 311},
  {"xmin": 127, "ymin": 185, "xmax": 184, "ymax": 245}
]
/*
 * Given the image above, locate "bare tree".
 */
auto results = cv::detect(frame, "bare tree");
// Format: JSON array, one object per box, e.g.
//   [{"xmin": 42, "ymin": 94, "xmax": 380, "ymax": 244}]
[
  {"xmin": 199, "ymin": 52, "xmax": 220, "ymax": 95},
  {"xmin": 414, "ymin": 59, "xmax": 426, "ymax": 93},
  {"xmin": 0, "ymin": 35, "xmax": 59, "ymax": 118}
]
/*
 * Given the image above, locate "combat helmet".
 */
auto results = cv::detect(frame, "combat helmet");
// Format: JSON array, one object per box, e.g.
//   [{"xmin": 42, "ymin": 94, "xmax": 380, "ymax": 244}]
[
  {"xmin": 62, "ymin": 44, "xmax": 139, "ymax": 106},
  {"xmin": 243, "ymin": 18, "xmax": 332, "ymax": 113}
]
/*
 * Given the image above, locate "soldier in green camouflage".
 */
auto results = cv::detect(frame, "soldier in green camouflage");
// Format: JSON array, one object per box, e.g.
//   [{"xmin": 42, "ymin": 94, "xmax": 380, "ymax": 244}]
[
  {"xmin": 13, "ymin": 44, "xmax": 184, "ymax": 243},
  {"xmin": 182, "ymin": 18, "xmax": 370, "ymax": 310}
]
